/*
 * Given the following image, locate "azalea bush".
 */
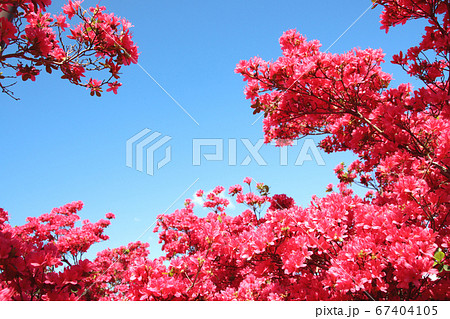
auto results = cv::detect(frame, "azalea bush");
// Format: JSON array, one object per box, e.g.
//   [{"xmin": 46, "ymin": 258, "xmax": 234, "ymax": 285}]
[
  {"xmin": 0, "ymin": 0, "xmax": 449, "ymax": 300},
  {"xmin": 0, "ymin": 0, "xmax": 139, "ymax": 98},
  {"xmin": 0, "ymin": 178, "xmax": 448, "ymax": 300},
  {"xmin": 0, "ymin": 202, "xmax": 115, "ymax": 300}
]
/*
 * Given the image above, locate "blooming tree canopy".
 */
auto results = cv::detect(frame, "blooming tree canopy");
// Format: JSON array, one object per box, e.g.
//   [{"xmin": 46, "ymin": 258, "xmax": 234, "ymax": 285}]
[
  {"xmin": 0, "ymin": 0, "xmax": 449, "ymax": 300},
  {"xmin": 0, "ymin": 0, "xmax": 139, "ymax": 98}
]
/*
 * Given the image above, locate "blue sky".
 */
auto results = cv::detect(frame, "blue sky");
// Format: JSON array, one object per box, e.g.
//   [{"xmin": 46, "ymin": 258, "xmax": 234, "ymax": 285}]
[{"xmin": 0, "ymin": 0, "xmax": 426, "ymax": 258}]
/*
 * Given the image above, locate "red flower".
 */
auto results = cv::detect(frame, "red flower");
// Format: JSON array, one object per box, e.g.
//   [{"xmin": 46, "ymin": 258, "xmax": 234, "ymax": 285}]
[
  {"xmin": 106, "ymin": 81, "xmax": 122, "ymax": 94},
  {"xmin": 0, "ymin": 18, "xmax": 17, "ymax": 45},
  {"xmin": 87, "ymin": 78, "xmax": 102, "ymax": 97},
  {"xmin": 63, "ymin": 0, "xmax": 83, "ymax": 20},
  {"xmin": 16, "ymin": 64, "xmax": 40, "ymax": 81},
  {"xmin": 105, "ymin": 212, "xmax": 115, "ymax": 219}
]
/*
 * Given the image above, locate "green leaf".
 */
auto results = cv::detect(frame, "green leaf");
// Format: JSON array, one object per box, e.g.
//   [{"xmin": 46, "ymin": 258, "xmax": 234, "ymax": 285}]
[{"xmin": 434, "ymin": 249, "xmax": 445, "ymax": 263}]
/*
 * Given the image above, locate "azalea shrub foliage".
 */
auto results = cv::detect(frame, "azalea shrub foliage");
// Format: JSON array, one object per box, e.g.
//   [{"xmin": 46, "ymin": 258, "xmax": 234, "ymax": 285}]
[
  {"xmin": 1, "ymin": 0, "xmax": 449, "ymax": 301},
  {"xmin": 0, "ymin": 0, "xmax": 138, "ymax": 98}
]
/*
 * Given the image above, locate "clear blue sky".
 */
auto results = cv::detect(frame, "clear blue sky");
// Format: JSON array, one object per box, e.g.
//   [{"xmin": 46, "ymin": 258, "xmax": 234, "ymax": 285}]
[{"xmin": 0, "ymin": 0, "xmax": 426, "ymax": 258}]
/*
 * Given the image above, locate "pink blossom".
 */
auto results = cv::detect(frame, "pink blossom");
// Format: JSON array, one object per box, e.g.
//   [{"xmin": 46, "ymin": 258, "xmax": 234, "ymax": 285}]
[
  {"xmin": 105, "ymin": 213, "xmax": 115, "ymax": 219},
  {"xmin": 196, "ymin": 189, "xmax": 204, "ymax": 197},
  {"xmin": 106, "ymin": 81, "xmax": 122, "ymax": 94},
  {"xmin": 63, "ymin": 0, "xmax": 83, "ymax": 20}
]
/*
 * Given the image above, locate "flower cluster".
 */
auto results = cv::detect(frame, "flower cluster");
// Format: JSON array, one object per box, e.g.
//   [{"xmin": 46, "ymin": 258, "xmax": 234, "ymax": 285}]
[
  {"xmin": 232, "ymin": 0, "xmax": 450, "ymax": 299},
  {"xmin": 0, "ymin": 202, "xmax": 115, "ymax": 300},
  {"xmin": 101, "ymin": 177, "xmax": 447, "ymax": 300},
  {"xmin": 1, "ymin": 174, "xmax": 448, "ymax": 300},
  {"xmin": 1, "ymin": 0, "xmax": 449, "ymax": 301},
  {"xmin": 0, "ymin": 1, "xmax": 138, "ymax": 98},
  {"xmin": 235, "ymin": 0, "xmax": 449, "ymax": 290}
]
